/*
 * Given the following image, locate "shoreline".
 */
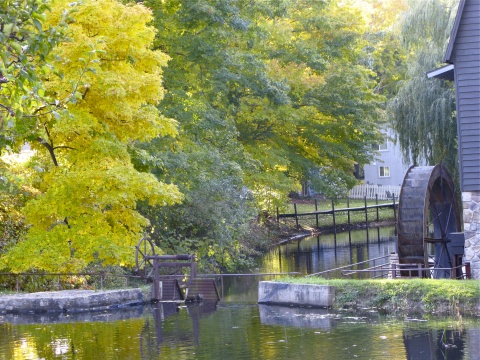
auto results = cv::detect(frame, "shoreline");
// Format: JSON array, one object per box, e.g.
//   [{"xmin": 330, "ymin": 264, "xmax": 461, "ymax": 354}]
[{"xmin": 258, "ymin": 279, "xmax": 480, "ymax": 317}]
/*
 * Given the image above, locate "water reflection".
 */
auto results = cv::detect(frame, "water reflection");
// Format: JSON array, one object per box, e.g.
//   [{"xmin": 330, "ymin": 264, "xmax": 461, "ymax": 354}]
[
  {"xmin": 150, "ymin": 302, "xmax": 218, "ymax": 348},
  {"xmin": 258, "ymin": 304, "xmax": 338, "ymax": 330},
  {"xmin": 403, "ymin": 323, "xmax": 468, "ymax": 360},
  {"xmin": 1, "ymin": 297, "xmax": 480, "ymax": 359},
  {"xmin": 260, "ymin": 226, "xmax": 397, "ymax": 276},
  {"xmin": 0, "ymin": 305, "xmax": 145, "ymax": 325}
]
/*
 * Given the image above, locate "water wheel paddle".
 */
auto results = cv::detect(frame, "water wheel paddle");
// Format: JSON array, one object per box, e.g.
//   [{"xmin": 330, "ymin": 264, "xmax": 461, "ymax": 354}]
[{"xmin": 398, "ymin": 164, "xmax": 462, "ymax": 278}]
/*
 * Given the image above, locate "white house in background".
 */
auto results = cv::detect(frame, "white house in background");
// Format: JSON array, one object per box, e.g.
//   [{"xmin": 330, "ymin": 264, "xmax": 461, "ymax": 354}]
[{"xmin": 363, "ymin": 129, "xmax": 411, "ymax": 187}]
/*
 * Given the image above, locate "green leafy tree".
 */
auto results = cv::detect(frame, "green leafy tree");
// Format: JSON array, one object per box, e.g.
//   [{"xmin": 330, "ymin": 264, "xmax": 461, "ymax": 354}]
[
  {"xmin": 147, "ymin": 0, "xmax": 384, "ymax": 204},
  {"xmin": 132, "ymin": 0, "xmax": 386, "ymax": 270},
  {"xmin": 0, "ymin": 154, "xmax": 33, "ymax": 256},
  {"xmin": 1, "ymin": 0, "xmax": 182, "ymax": 273},
  {"xmin": 0, "ymin": 0, "xmax": 69, "ymax": 150},
  {"xmin": 0, "ymin": 0, "xmax": 70, "ymax": 258},
  {"xmin": 237, "ymin": 0, "xmax": 384, "ymax": 198},
  {"xmin": 137, "ymin": 0, "xmax": 288, "ymax": 268}
]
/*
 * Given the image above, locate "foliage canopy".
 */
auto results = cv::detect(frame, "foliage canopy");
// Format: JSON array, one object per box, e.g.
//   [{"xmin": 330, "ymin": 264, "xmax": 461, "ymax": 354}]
[
  {"xmin": 0, "ymin": 0, "xmax": 415, "ymax": 273},
  {"xmin": 1, "ymin": 0, "xmax": 181, "ymax": 272}
]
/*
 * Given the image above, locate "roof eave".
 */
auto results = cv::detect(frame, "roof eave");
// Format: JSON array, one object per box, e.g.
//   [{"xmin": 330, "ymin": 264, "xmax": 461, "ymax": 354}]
[{"xmin": 426, "ymin": 64, "xmax": 455, "ymax": 81}]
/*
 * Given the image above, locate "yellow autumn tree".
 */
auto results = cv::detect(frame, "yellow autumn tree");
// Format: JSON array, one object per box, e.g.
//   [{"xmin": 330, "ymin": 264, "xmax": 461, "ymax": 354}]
[{"xmin": 2, "ymin": 0, "xmax": 182, "ymax": 272}]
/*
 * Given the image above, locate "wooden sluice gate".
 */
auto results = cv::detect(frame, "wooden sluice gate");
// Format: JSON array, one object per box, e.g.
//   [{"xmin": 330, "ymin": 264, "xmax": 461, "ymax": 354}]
[
  {"xmin": 153, "ymin": 277, "xmax": 221, "ymax": 302},
  {"xmin": 135, "ymin": 239, "xmax": 220, "ymax": 302}
]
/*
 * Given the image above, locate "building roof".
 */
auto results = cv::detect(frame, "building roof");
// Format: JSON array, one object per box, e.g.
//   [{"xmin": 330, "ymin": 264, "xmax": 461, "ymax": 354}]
[
  {"xmin": 426, "ymin": 64, "xmax": 455, "ymax": 80},
  {"xmin": 426, "ymin": 0, "xmax": 466, "ymax": 80},
  {"xmin": 444, "ymin": 0, "xmax": 467, "ymax": 63}
]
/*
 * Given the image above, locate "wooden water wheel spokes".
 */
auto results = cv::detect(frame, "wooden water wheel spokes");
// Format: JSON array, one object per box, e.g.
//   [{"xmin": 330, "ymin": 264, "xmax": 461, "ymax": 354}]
[
  {"xmin": 398, "ymin": 164, "xmax": 462, "ymax": 279},
  {"xmin": 135, "ymin": 236, "xmax": 156, "ymax": 279}
]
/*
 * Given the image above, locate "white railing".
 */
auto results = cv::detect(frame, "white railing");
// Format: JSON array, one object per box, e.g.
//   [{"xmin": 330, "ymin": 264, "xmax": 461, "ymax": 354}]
[{"xmin": 348, "ymin": 184, "xmax": 401, "ymax": 200}]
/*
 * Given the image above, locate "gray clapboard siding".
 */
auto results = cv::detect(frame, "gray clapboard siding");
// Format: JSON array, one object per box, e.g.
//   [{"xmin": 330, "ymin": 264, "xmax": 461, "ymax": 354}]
[
  {"xmin": 462, "ymin": 153, "xmax": 480, "ymax": 161},
  {"xmin": 454, "ymin": 49, "xmax": 480, "ymax": 57},
  {"xmin": 450, "ymin": 0, "xmax": 480, "ymax": 192},
  {"xmin": 459, "ymin": 106, "xmax": 480, "ymax": 114},
  {"xmin": 459, "ymin": 98, "xmax": 480, "ymax": 106},
  {"xmin": 430, "ymin": 0, "xmax": 480, "ymax": 192}
]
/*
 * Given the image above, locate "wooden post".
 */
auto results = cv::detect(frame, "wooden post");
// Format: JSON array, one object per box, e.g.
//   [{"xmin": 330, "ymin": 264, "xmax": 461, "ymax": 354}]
[
  {"xmin": 364, "ymin": 196, "xmax": 368, "ymax": 226},
  {"xmin": 465, "ymin": 262, "xmax": 471, "ymax": 279},
  {"xmin": 450, "ymin": 262, "xmax": 456, "ymax": 279},
  {"xmin": 391, "ymin": 263, "xmax": 397, "ymax": 279},
  {"xmin": 347, "ymin": 198, "xmax": 352, "ymax": 246},
  {"xmin": 315, "ymin": 199, "xmax": 319, "ymax": 228},
  {"xmin": 190, "ymin": 254, "xmax": 197, "ymax": 279},
  {"xmin": 347, "ymin": 198, "xmax": 351, "ymax": 227},
  {"xmin": 276, "ymin": 207, "xmax": 279, "ymax": 223},
  {"xmin": 392, "ymin": 194, "xmax": 397, "ymax": 236},
  {"xmin": 294, "ymin": 203, "xmax": 299, "ymax": 230},
  {"xmin": 221, "ymin": 275, "xmax": 224, "ymax": 300},
  {"xmin": 153, "ymin": 260, "xmax": 161, "ymax": 301},
  {"xmin": 331, "ymin": 199, "xmax": 336, "ymax": 233},
  {"xmin": 375, "ymin": 194, "xmax": 379, "ymax": 221},
  {"xmin": 364, "ymin": 196, "xmax": 369, "ymax": 242}
]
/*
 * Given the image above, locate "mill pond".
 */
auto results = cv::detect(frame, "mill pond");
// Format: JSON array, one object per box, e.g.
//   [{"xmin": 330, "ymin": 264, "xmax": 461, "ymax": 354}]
[{"xmin": 1, "ymin": 227, "xmax": 479, "ymax": 360}]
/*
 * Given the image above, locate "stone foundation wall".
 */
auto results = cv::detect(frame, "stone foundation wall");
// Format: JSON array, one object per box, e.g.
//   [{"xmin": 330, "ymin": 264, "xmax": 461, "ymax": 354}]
[{"xmin": 462, "ymin": 191, "xmax": 480, "ymax": 279}]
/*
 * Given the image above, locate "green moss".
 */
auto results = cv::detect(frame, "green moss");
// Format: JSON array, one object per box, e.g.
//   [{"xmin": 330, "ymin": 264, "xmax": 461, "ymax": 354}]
[{"xmin": 278, "ymin": 277, "xmax": 480, "ymax": 315}]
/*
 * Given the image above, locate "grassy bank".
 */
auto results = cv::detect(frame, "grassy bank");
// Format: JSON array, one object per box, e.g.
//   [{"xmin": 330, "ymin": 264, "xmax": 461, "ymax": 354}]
[{"xmin": 281, "ymin": 277, "xmax": 480, "ymax": 316}]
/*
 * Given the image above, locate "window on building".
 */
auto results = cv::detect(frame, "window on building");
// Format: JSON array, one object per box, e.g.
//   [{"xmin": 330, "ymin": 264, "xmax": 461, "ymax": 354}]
[
  {"xmin": 378, "ymin": 141, "xmax": 388, "ymax": 151},
  {"xmin": 379, "ymin": 166, "xmax": 390, "ymax": 177},
  {"xmin": 372, "ymin": 136, "xmax": 388, "ymax": 151}
]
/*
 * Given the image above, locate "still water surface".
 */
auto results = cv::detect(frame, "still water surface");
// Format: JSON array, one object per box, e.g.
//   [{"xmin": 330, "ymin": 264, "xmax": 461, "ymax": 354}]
[
  {"xmin": 258, "ymin": 226, "xmax": 397, "ymax": 276},
  {"xmin": 1, "ymin": 228, "xmax": 479, "ymax": 360}
]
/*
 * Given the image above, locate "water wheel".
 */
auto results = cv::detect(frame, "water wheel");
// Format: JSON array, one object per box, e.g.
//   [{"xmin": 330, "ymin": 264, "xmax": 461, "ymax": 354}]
[
  {"xmin": 397, "ymin": 164, "xmax": 462, "ymax": 278},
  {"xmin": 135, "ymin": 236, "xmax": 155, "ymax": 279}
]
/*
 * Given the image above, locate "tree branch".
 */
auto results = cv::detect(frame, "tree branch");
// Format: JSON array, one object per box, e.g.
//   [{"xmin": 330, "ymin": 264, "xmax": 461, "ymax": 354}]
[
  {"xmin": 36, "ymin": 136, "xmax": 58, "ymax": 166},
  {"xmin": 53, "ymin": 145, "xmax": 76, "ymax": 151}
]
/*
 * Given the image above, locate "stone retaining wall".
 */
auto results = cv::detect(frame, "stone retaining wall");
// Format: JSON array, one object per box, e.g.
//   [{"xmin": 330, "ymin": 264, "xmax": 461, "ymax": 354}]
[{"xmin": 0, "ymin": 289, "xmax": 145, "ymax": 314}]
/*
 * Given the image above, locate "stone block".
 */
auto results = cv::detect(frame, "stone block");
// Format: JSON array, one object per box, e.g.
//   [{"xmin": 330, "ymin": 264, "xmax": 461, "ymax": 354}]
[
  {"xmin": 470, "ymin": 202, "xmax": 479, "ymax": 211},
  {"xmin": 472, "ymin": 193, "xmax": 480, "ymax": 203},
  {"xmin": 465, "ymin": 231, "xmax": 476, "ymax": 241},
  {"xmin": 473, "ymin": 212, "xmax": 480, "ymax": 224},
  {"xmin": 258, "ymin": 281, "xmax": 334, "ymax": 308},
  {"xmin": 464, "ymin": 210, "xmax": 473, "ymax": 224},
  {"xmin": 463, "ymin": 192, "xmax": 472, "ymax": 202}
]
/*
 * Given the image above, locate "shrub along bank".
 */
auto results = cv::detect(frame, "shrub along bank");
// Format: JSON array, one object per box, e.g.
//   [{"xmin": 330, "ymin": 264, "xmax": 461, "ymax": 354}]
[{"xmin": 281, "ymin": 277, "xmax": 480, "ymax": 316}]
